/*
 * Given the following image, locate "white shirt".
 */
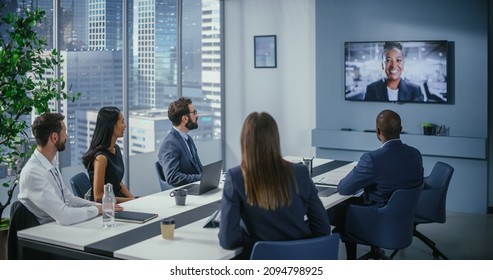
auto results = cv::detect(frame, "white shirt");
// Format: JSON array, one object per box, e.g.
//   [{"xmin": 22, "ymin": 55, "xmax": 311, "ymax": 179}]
[
  {"xmin": 387, "ymin": 87, "xmax": 399, "ymax": 101},
  {"xmin": 381, "ymin": 138, "xmax": 401, "ymax": 148},
  {"xmin": 18, "ymin": 149, "xmax": 99, "ymax": 225},
  {"xmin": 172, "ymin": 126, "xmax": 193, "ymax": 157}
]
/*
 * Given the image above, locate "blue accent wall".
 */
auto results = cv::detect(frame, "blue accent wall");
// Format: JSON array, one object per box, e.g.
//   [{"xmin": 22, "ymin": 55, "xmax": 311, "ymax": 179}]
[{"xmin": 314, "ymin": 0, "xmax": 489, "ymax": 213}]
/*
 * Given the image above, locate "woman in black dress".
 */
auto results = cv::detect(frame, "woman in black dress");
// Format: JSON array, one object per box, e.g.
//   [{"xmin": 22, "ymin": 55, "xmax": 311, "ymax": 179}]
[{"xmin": 83, "ymin": 107, "xmax": 135, "ymax": 203}]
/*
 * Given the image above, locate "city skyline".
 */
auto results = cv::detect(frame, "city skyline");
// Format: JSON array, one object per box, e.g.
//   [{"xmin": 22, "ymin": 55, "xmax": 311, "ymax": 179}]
[{"xmin": 0, "ymin": 0, "xmax": 222, "ymax": 171}]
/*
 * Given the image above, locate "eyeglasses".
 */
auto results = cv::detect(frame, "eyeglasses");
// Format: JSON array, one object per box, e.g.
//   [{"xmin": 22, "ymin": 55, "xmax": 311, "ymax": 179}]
[{"xmin": 190, "ymin": 109, "xmax": 198, "ymax": 115}]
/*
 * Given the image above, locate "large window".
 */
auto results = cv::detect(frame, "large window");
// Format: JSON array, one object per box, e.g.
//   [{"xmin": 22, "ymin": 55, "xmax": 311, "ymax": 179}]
[
  {"xmin": 182, "ymin": 0, "xmax": 222, "ymax": 141},
  {"xmin": 1, "ymin": 0, "xmax": 223, "ymax": 192}
]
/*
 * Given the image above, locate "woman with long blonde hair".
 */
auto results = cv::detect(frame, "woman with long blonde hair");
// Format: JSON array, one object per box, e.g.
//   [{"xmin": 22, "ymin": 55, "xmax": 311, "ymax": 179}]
[{"xmin": 219, "ymin": 112, "xmax": 330, "ymax": 258}]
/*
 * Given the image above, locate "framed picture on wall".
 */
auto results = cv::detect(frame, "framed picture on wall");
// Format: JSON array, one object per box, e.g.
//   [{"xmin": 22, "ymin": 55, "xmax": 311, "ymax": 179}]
[{"xmin": 254, "ymin": 35, "xmax": 277, "ymax": 68}]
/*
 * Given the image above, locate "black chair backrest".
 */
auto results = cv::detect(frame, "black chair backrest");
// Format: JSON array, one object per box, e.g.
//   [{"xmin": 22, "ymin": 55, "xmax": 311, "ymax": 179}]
[
  {"xmin": 250, "ymin": 233, "xmax": 340, "ymax": 260},
  {"xmin": 425, "ymin": 162, "xmax": 454, "ymax": 191},
  {"xmin": 7, "ymin": 201, "xmax": 40, "ymax": 260},
  {"xmin": 344, "ymin": 185, "xmax": 423, "ymax": 250},
  {"xmin": 155, "ymin": 161, "xmax": 165, "ymax": 181},
  {"xmin": 155, "ymin": 161, "xmax": 172, "ymax": 191},
  {"xmin": 70, "ymin": 172, "xmax": 92, "ymax": 198}
]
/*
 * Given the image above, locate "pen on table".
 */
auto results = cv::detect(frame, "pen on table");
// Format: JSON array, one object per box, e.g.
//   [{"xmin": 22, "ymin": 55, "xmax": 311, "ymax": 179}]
[{"xmin": 317, "ymin": 177, "xmax": 325, "ymax": 183}]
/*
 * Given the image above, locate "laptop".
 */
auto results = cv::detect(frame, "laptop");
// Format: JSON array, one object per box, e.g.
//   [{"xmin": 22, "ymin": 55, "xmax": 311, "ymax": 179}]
[{"xmin": 179, "ymin": 160, "xmax": 222, "ymax": 195}]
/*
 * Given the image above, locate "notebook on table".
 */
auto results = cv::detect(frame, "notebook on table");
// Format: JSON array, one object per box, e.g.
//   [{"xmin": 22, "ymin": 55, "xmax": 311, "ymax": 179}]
[
  {"xmin": 114, "ymin": 211, "xmax": 158, "ymax": 224},
  {"xmin": 179, "ymin": 160, "xmax": 222, "ymax": 195}
]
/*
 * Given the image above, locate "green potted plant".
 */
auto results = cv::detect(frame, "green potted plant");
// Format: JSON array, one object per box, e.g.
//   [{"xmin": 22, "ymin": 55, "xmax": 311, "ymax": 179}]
[
  {"xmin": 0, "ymin": 218, "xmax": 8, "ymax": 259},
  {"xmin": 0, "ymin": 4, "xmax": 78, "ymax": 254},
  {"xmin": 421, "ymin": 122, "xmax": 435, "ymax": 135}
]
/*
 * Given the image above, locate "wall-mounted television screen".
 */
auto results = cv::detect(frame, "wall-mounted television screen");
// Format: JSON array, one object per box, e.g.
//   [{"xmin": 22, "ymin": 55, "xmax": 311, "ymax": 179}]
[{"xmin": 345, "ymin": 40, "xmax": 449, "ymax": 103}]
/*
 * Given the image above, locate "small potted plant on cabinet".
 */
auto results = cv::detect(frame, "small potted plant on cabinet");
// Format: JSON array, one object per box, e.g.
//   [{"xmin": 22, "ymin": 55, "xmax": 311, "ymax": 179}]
[{"xmin": 422, "ymin": 122, "xmax": 435, "ymax": 135}]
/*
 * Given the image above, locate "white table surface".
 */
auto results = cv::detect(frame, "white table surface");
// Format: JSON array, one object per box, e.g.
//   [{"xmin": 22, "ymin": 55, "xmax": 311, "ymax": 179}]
[
  {"xmin": 18, "ymin": 185, "xmax": 225, "ymax": 252},
  {"xmin": 18, "ymin": 157, "xmax": 355, "ymax": 259},
  {"xmin": 312, "ymin": 162, "xmax": 357, "ymax": 186},
  {"xmin": 114, "ymin": 217, "xmax": 240, "ymax": 260},
  {"xmin": 114, "ymin": 157, "xmax": 355, "ymax": 260}
]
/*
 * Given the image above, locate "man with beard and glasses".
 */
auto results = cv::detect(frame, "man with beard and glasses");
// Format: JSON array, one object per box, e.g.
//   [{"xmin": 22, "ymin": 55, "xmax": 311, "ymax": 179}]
[
  {"xmin": 18, "ymin": 113, "xmax": 103, "ymax": 225},
  {"xmin": 158, "ymin": 97, "xmax": 203, "ymax": 187}
]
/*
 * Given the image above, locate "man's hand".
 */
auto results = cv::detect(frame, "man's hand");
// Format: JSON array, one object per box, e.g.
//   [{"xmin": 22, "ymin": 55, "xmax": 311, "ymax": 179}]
[
  {"xmin": 96, "ymin": 204, "xmax": 102, "ymax": 215},
  {"xmin": 95, "ymin": 204, "xmax": 124, "ymax": 215}
]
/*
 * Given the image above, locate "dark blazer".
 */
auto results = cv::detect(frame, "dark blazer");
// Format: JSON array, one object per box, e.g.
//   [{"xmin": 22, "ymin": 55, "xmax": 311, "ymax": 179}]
[
  {"xmin": 365, "ymin": 78, "xmax": 424, "ymax": 102},
  {"xmin": 158, "ymin": 129, "xmax": 203, "ymax": 187},
  {"xmin": 219, "ymin": 163, "xmax": 331, "ymax": 256},
  {"xmin": 337, "ymin": 139, "xmax": 424, "ymax": 206}
]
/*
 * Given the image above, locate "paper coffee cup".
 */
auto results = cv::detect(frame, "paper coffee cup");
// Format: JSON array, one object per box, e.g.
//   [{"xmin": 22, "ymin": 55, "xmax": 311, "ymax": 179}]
[{"xmin": 161, "ymin": 218, "xmax": 175, "ymax": 239}]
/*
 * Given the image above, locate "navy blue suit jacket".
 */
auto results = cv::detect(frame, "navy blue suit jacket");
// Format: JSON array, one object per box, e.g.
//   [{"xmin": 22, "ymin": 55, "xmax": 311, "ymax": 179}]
[
  {"xmin": 158, "ymin": 129, "xmax": 203, "ymax": 187},
  {"xmin": 365, "ymin": 78, "xmax": 424, "ymax": 102},
  {"xmin": 337, "ymin": 139, "xmax": 424, "ymax": 206},
  {"xmin": 219, "ymin": 163, "xmax": 331, "ymax": 254}
]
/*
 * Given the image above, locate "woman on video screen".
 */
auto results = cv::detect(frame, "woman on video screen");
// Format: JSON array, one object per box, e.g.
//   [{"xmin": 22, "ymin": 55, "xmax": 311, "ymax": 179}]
[{"xmin": 364, "ymin": 41, "xmax": 424, "ymax": 102}]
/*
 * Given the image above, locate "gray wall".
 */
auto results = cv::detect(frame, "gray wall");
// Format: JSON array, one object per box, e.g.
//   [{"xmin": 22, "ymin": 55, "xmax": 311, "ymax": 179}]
[
  {"xmin": 315, "ymin": 0, "xmax": 489, "ymax": 213},
  {"xmin": 224, "ymin": 0, "xmax": 317, "ymax": 170}
]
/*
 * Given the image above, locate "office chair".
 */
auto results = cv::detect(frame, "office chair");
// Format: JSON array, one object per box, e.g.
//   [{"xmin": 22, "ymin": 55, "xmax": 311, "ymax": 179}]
[
  {"xmin": 341, "ymin": 185, "xmax": 423, "ymax": 259},
  {"xmin": 423, "ymin": 81, "xmax": 446, "ymax": 103},
  {"xmin": 250, "ymin": 233, "xmax": 340, "ymax": 260},
  {"xmin": 392, "ymin": 162, "xmax": 454, "ymax": 260},
  {"xmin": 7, "ymin": 201, "xmax": 42, "ymax": 259},
  {"xmin": 155, "ymin": 161, "xmax": 173, "ymax": 191},
  {"xmin": 70, "ymin": 172, "xmax": 92, "ymax": 199}
]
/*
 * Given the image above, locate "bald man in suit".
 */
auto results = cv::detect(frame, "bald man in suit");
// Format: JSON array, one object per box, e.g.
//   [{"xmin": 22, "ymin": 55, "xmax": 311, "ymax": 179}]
[{"xmin": 328, "ymin": 109, "xmax": 424, "ymax": 259}]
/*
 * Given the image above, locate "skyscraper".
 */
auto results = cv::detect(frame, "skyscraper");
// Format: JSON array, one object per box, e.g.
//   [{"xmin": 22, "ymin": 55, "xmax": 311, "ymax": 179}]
[
  {"xmin": 88, "ymin": 0, "xmax": 122, "ymax": 50},
  {"xmin": 60, "ymin": 50, "xmax": 124, "ymax": 165},
  {"xmin": 3, "ymin": 0, "xmax": 222, "ymax": 168},
  {"xmin": 200, "ymin": 0, "xmax": 222, "ymax": 137},
  {"xmin": 61, "ymin": 0, "xmax": 89, "ymax": 50},
  {"xmin": 134, "ymin": 0, "xmax": 177, "ymax": 108}
]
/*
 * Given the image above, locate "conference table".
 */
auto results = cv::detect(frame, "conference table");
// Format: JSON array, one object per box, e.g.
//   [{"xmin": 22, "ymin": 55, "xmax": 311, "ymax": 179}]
[{"xmin": 17, "ymin": 157, "xmax": 356, "ymax": 260}]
